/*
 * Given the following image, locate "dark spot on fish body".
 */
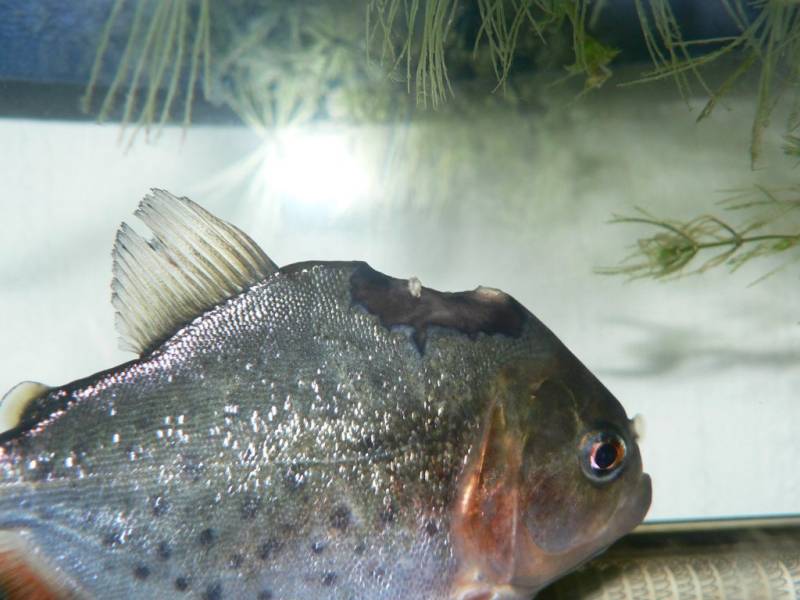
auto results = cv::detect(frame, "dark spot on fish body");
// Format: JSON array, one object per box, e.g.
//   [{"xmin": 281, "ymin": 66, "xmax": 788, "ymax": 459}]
[
  {"xmin": 133, "ymin": 413, "xmax": 151, "ymax": 432},
  {"xmin": 257, "ymin": 537, "xmax": 283, "ymax": 561},
  {"xmin": 71, "ymin": 439, "xmax": 89, "ymax": 457},
  {"xmin": 198, "ymin": 528, "xmax": 216, "ymax": 547},
  {"xmin": 257, "ymin": 591, "xmax": 273, "ymax": 600},
  {"xmin": 355, "ymin": 435, "xmax": 377, "ymax": 454},
  {"xmin": 311, "ymin": 540, "xmax": 326, "ymax": 554},
  {"xmin": 36, "ymin": 506, "xmax": 55, "ymax": 520},
  {"xmin": 329, "ymin": 504, "xmax": 351, "ymax": 531},
  {"xmin": 379, "ymin": 501, "xmax": 397, "ymax": 525},
  {"xmin": 81, "ymin": 509, "xmax": 100, "ymax": 529},
  {"xmin": 322, "ymin": 571, "xmax": 337, "ymax": 586},
  {"xmin": 150, "ymin": 495, "xmax": 170, "ymax": 517},
  {"xmin": 228, "ymin": 553, "xmax": 244, "ymax": 569},
  {"xmin": 103, "ymin": 531, "xmax": 122, "ymax": 547},
  {"xmin": 181, "ymin": 453, "xmax": 205, "ymax": 482},
  {"xmin": 283, "ymin": 466, "xmax": 306, "ymax": 492},
  {"xmin": 204, "ymin": 581, "xmax": 223, "ymax": 600},
  {"xmin": 349, "ymin": 262, "xmax": 528, "ymax": 352},
  {"xmin": 31, "ymin": 458, "xmax": 53, "ymax": 481},
  {"xmin": 371, "ymin": 566, "xmax": 386, "ymax": 580},
  {"xmin": 175, "ymin": 576, "xmax": 190, "ymax": 591},
  {"xmin": 424, "ymin": 520, "xmax": 439, "ymax": 536},
  {"xmin": 240, "ymin": 445, "xmax": 257, "ymax": 463},
  {"xmin": 157, "ymin": 541, "xmax": 172, "ymax": 560},
  {"xmin": 354, "ymin": 542, "xmax": 366, "ymax": 555},
  {"xmin": 240, "ymin": 493, "xmax": 262, "ymax": 520},
  {"xmin": 133, "ymin": 564, "xmax": 150, "ymax": 580}
]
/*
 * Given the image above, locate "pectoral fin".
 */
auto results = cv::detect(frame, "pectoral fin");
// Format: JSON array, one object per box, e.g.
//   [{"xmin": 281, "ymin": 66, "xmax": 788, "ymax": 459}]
[{"xmin": 0, "ymin": 532, "xmax": 78, "ymax": 600}]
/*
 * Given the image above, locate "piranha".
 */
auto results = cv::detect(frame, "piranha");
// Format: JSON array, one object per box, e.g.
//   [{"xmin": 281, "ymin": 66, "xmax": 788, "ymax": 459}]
[{"xmin": 0, "ymin": 191, "xmax": 650, "ymax": 600}]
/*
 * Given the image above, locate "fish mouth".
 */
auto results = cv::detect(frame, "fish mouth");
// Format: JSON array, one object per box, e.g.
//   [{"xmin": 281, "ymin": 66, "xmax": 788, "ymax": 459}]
[
  {"xmin": 449, "ymin": 473, "xmax": 652, "ymax": 600},
  {"xmin": 588, "ymin": 471, "xmax": 651, "ymax": 553},
  {"xmin": 620, "ymin": 472, "xmax": 652, "ymax": 534},
  {"xmin": 573, "ymin": 473, "xmax": 652, "ymax": 570}
]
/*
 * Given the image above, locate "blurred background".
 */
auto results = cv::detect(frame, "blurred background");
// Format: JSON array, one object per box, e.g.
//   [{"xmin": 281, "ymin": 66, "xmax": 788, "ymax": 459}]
[{"xmin": 0, "ymin": 0, "xmax": 798, "ymax": 523}]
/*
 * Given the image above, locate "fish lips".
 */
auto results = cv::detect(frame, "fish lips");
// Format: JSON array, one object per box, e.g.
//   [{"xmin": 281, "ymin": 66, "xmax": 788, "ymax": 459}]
[
  {"xmin": 609, "ymin": 471, "xmax": 652, "ymax": 544},
  {"xmin": 515, "ymin": 471, "xmax": 652, "ymax": 596},
  {"xmin": 450, "ymin": 472, "xmax": 652, "ymax": 600}
]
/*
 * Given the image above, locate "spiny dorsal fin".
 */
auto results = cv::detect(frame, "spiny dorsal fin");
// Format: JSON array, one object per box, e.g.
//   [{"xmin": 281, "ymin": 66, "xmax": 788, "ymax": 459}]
[
  {"xmin": 0, "ymin": 382, "xmax": 51, "ymax": 434},
  {"xmin": 112, "ymin": 190, "xmax": 278, "ymax": 354}
]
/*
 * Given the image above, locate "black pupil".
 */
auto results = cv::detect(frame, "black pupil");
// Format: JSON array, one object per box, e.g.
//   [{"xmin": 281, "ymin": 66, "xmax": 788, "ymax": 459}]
[{"xmin": 594, "ymin": 442, "xmax": 618, "ymax": 470}]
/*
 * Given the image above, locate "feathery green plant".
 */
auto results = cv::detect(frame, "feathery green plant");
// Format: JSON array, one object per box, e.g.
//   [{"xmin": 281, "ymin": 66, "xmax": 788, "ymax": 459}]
[
  {"xmin": 626, "ymin": 0, "xmax": 800, "ymax": 167},
  {"xmin": 366, "ymin": 0, "xmax": 620, "ymax": 106},
  {"xmin": 366, "ymin": 0, "xmax": 458, "ymax": 108},
  {"xmin": 600, "ymin": 187, "xmax": 800, "ymax": 282},
  {"xmin": 83, "ymin": 0, "xmax": 800, "ymax": 170},
  {"xmin": 216, "ymin": 1, "xmax": 399, "ymax": 131}
]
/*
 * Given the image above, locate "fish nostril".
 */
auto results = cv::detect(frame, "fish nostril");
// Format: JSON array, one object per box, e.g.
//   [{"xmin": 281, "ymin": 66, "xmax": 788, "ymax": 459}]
[{"xmin": 630, "ymin": 414, "xmax": 646, "ymax": 442}]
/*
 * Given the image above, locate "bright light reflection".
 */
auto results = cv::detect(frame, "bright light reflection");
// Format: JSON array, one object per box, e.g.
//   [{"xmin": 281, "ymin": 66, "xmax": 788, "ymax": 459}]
[{"xmin": 260, "ymin": 126, "xmax": 372, "ymax": 214}]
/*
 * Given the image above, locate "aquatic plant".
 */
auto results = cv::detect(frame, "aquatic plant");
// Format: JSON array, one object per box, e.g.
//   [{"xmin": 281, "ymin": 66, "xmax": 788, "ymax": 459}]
[
  {"xmin": 625, "ymin": 0, "xmax": 800, "ymax": 167},
  {"xmin": 365, "ymin": 0, "xmax": 619, "ymax": 106},
  {"xmin": 81, "ymin": 0, "xmax": 211, "ymax": 146},
  {"xmin": 214, "ymin": 1, "xmax": 398, "ymax": 131},
  {"xmin": 599, "ymin": 187, "xmax": 800, "ymax": 282},
  {"xmin": 83, "ymin": 1, "xmax": 800, "ymax": 168}
]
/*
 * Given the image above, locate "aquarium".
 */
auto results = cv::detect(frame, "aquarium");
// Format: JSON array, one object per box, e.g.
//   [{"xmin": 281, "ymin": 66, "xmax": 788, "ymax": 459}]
[{"xmin": 0, "ymin": 1, "xmax": 798, "ymax": 599}]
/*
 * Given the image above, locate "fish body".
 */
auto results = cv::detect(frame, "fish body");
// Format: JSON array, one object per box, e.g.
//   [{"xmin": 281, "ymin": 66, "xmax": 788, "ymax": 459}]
[{"xmin": 0, "ymin": 192, "xmax": 650, "ymax": 599}]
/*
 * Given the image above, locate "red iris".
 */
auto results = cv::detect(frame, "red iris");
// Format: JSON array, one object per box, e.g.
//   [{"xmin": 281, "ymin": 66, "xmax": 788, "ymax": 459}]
[{"xmin": 590, "ymin": 438, "xmax": 625, "ymax": 472}]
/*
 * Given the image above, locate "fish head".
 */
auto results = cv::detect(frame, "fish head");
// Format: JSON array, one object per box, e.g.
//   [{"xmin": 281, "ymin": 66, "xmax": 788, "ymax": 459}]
[{"xmin": 451, "ymin": 352, "xmax": 651, "ymax": 599}]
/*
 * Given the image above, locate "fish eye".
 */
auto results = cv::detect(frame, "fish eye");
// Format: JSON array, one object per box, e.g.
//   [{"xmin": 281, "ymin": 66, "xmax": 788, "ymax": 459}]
[{"xmin": 579, "ymin": 430, "xmax": 627, "ymax": 483}]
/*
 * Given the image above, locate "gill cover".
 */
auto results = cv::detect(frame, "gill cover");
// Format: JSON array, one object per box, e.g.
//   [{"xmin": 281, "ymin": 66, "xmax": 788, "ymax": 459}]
[{"xmin": 449, "ymin": 361, "xmax": 650, "ymax": 600}]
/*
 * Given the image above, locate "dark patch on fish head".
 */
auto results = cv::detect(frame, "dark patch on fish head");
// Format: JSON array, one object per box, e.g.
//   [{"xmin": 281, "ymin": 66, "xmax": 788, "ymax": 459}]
[
  {"xmin": 349, "ymin": 262, "xmax": 528, "ymax": 352},
  {"xmin": 451, "ymin": 357, "xmax": 651, "ymax": 597}
]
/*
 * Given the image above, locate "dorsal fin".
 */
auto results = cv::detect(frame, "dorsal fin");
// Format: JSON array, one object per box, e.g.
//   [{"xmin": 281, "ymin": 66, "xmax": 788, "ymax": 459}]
[
  {"xmin": 0, "ymin": 382, "xmax": 51, "ymax": 434},
  {"xmin": 112, "ymin": 190, "xmax": 278, "ymax": 354}
]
